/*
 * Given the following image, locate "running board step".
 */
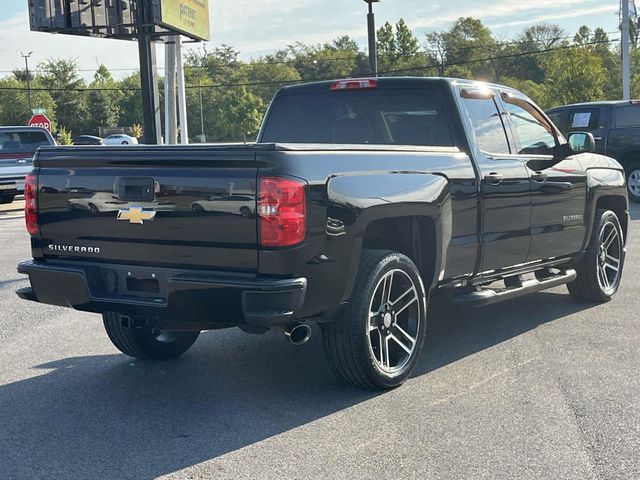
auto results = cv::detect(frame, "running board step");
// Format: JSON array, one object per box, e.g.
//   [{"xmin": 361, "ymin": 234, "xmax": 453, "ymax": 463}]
[{"xmin": 450, "ymin": 269, "xmax": 577, "ymax": 306}]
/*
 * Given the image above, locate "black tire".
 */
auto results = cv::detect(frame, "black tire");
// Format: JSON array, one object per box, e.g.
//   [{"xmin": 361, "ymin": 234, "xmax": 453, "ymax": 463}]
[
  {"xmin": 0, "ymin": 195, "xmax": 15, "ymax": 205},
  {"xmin": 121, "ymin": 141, "xmax": 128, "ymax": 145},
  {"xmin": 567, "ymin": 209, "xmax": 625, "ymax": 303},
  {"xmin": 626, "ymin": 161, "xmax": 640, "ymax": 203},
  {"xmin": 88, "ymin": 203, "xmax": 99, "ymax": 215},
  {"xmin": 322, "ymin": 250, "xmax": 428, "ymax": 389},
  {"xmin": 103, "ymin": 312, "xmax": 200, "ymax": 360}
]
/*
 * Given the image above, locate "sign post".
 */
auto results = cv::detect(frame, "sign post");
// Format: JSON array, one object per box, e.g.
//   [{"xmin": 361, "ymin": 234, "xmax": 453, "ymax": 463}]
[{"xmin": 28, "ymin": 113, "xmax": 52, "ymax": 132}]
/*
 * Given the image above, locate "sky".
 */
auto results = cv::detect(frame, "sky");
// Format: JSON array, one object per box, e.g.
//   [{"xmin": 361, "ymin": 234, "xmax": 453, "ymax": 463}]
[{"xmin": 0, "ymin": 0, "xmax": 622, "ymax": 80}]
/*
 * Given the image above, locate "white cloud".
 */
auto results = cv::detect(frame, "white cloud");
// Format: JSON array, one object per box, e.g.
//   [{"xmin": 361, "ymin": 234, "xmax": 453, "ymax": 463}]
[{"xmin": 488, "ymin": 5, "xmax": 617, "ymax": 29}]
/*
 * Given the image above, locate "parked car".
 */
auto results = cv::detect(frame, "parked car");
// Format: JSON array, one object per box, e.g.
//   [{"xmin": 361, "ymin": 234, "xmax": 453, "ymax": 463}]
[
  {"xmin": 17, "ymin": 78, "xmax": 628, "ymax": 390},
  {"xmin": 0, "ymin": 126, "xmax": 56, "ymax": 204},
  {"xmin": 104, "ymin": 134, "xmax": 139, "ymax": 145},
  {"xmin": 191, "ymin": 194, "xmax": 255, "ymax": 217},
  {"xmin": 547, "ymin": 100, "xmax": 640, "ymax": 202},
  {"xmin": 68, "ymin": 192, "xmax": 176, "ymax": 214},
  {"xmin": 72, "ymin": 135, "xmax": 104, "ymax": 146}
]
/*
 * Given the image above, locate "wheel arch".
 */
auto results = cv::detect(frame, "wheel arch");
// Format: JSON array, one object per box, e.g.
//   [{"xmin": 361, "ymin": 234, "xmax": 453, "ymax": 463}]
[{"xmin": 326, "ymin": 172, "xmax": 451, "ymax": 302}]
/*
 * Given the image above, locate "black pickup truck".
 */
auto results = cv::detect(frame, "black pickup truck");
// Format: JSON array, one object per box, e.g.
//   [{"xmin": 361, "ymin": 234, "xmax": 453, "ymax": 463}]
[
  {"xmin": 547, "ymin": 101, "xmax": 640, "ymax": 203},
  {"xmin": 17, "ymin": 78, "xmax": 629, "ymax": 389}
]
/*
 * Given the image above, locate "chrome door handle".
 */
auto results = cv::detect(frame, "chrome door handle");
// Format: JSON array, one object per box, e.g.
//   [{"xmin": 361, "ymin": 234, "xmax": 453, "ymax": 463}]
[{"xmin": 484, "ymin": 173, "xmax": 504, "ymax": 184}]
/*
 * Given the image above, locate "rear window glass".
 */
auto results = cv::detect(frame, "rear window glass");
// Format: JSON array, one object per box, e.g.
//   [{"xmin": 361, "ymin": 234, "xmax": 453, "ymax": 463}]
[
  {"xmin": 261, "ymin": 89, "xmax": 454, "ymax": 147},
  {"xmin": 0, "ymin": 131, "xmax": 50, "ymax": 153},
  {"xmin": 615, "ymin": 105, "xmax": 640, "ymax": 127}
]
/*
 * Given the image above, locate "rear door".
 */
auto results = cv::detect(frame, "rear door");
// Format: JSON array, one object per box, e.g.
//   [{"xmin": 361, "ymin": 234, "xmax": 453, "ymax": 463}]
[
  {"xmin": 459, "ymin": 87, "xmax": 532, "ymax": 273},
  {"xmin": 500, "ymin": 92, "xmax": 587, "ymax": 262},
  {"xmin": 36, "ymin": 147, "xmax": 260, "ymax": 272}
]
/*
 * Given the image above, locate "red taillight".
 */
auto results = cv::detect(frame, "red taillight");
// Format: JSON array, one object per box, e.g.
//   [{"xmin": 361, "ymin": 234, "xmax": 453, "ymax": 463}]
[
  {"xmin": 258, "ymin": 177, "xmax": 306, "ymax": 247},
  {"xmin": 24, "ymin": 172, "xmax": 39, "ymax": 236},
  {"xmin": 330, "ymin": 79, "xmax": 378, "ymax": 91}
]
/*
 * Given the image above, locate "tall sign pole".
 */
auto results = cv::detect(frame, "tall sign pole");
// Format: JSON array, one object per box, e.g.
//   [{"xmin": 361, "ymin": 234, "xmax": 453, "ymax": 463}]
[
  {"xmin": 19, "ymin": 51, "xmax": 34, "ymax": 113},
  {"xmin": 138, "ymin": 0, "xmax": 162, "ymax": 144},
  {"xmin": 364, "ymin": 0, "xmax": 380, "ymax": 77},
  {"xmin": 622, "ymin": 0, "xmax": 631, "ymax": 100},
  {"xmin": 164, "ymin": 37, "xmax": 178, "ymax": 144}
]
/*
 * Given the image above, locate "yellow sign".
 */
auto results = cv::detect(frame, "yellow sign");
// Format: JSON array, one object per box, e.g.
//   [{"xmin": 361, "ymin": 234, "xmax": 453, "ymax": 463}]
[{"xmin": 160, "ymin": 0, "xmax": 211, "ymax": 41}]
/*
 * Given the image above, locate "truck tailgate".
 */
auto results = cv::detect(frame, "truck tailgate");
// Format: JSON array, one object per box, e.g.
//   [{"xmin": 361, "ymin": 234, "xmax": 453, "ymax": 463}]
[{"xmin": 35, "ymin": 146, "xmax": 263, "ymax": 272}]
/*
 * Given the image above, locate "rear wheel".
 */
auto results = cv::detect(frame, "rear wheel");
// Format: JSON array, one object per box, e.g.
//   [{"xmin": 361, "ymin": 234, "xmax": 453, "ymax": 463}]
[
  {"xmin": 567, "ymin": 209, "xmax": 625, "ymax": 302},
  {"xmin": 322, "ymin": 250, "xmax": 427, "ymax": 389},
  {"xmin": 626, "ymin": 162, "xmax": 640, "ymax": 203},
  {"xmin": 0, "ymin": 194, "xmax": 15, "ymax": 205},
  {"xmin": 103, "ymin": 312, "xmax": 200, "ymax": 360}
]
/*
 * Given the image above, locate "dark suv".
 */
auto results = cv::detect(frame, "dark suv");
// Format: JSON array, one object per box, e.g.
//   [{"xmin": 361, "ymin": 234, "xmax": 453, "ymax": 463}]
[{"xmin": 547, "ymin": 101, "xmax": 640, "ymax": 202}]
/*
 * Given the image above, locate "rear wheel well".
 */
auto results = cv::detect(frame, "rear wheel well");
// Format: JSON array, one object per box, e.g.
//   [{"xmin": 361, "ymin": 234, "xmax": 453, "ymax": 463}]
[
  {"xmin": 596, "ymin": 195, "xmax": 628, "ymax": 241},
  {"xmin": 362, "ymin": 216, "xmax": 437, "ymax": 288}
]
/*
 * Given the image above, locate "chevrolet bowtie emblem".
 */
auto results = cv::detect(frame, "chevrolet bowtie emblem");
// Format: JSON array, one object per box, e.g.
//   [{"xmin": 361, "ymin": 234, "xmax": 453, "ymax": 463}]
[{"xmin": 117, "ymin": 206, "xmax": 157, "ymax": 225}]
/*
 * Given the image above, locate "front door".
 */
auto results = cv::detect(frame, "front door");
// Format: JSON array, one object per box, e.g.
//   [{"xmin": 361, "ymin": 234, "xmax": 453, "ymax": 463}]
[
  {"xmin": 499, "ymin": 92, "xmax": 587, "ymax": 262},
  {"xmin": 460, "ymin": 88, "xmax": 531, "ymax": 273}
]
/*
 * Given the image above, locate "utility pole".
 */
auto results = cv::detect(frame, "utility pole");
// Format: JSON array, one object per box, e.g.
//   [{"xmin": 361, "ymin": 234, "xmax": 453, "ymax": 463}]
[
  {"xmin": 199, "ymin": 82, "xmax": 205, "ymax": 142},
  {"xmin": 622, "ymin": 0, "xmax": 631, "ymax": 100},
  {"xmin": 137, "ymin": 0, "xmax": 162, "ymax": 144},
  {"xmin": 175, "ymin": 36, "xmax": 189, "ymax": 144},
  {"xmin": 363, "ymin": 0, "xmax": 380, "ymax": 77},
  {"xmin": 19, "ymin": 51, "xmax": 33, "ymax": 113},
  {"xmin": 164, "ymin": 37, "xmax": 178, "ymax": 144}
]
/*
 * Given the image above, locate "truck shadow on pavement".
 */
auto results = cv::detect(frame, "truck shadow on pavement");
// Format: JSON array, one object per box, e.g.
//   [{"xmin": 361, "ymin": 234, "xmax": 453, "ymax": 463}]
[{"xmin": 0, "ymin": 291, "xmax": 598, "ymax": 479}]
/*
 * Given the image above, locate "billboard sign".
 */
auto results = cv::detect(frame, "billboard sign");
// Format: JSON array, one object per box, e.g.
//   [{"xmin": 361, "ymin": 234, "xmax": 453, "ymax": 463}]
[{"xmin": 157, "ymin": 0, "xmax": 211, "ymax": 41}]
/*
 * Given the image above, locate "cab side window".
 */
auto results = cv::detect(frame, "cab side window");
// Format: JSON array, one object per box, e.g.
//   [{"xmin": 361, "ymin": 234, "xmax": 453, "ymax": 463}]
[
  {"xmin": 503, "ymin": 97, "xmax": 556, "ymax": 156},
  {"xmin": 463, "ymin": 97, "xmax": 511, "ymax": 155}
]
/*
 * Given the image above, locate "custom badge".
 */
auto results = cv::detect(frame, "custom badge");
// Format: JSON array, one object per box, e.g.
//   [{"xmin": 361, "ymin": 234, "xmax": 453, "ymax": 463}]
[{"xmin": 117, "ymin": 206, "xmax": 157, "ymax": 225}]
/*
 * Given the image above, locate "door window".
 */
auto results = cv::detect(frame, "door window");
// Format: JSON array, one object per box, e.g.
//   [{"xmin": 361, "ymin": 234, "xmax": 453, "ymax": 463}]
[
  {"xmin": 503, "ymin": 97, "xmax": 556, "ymax": 156},
  {"xmin": 568, "ymin": 108, "xmax": 601, "ymax": 131},
  {"xmin": 615, "ymin": 104, "xmax": 640, "ymax": 127},
  {"xmin": 462, "ymin": 97, "xmax": 511, "ymax": 155}
]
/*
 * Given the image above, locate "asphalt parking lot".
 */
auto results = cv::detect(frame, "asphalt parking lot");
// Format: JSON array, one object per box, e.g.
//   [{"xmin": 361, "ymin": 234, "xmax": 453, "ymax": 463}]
[{"xmin": 0, "ymin": 200, "xmax": 638, "ymax": 480}]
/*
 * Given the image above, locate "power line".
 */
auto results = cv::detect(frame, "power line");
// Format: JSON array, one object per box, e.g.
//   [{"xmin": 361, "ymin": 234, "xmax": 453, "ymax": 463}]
[
  {"xmin": 0, "ymin": 37, "xmax": 619, "ymax": 93},
  {"xmin": 0, "ymin": 30, "xmax": 619, "ymax": 75}
]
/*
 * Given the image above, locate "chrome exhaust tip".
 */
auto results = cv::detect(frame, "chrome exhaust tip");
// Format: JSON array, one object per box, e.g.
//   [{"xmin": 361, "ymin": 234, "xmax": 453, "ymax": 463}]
[{"xmin": 284, "ymin": 323, "xmax": 312, "ymax": 346}]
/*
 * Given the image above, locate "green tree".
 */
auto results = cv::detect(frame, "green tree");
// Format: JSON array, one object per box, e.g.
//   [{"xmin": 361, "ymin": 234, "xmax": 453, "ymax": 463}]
[
  {"xmin": 38, "ymin": 59, "xmax": 88, "ymax": 133},
  {"xmin": 186, "ymin": 80, "xmax": 264, "ymax": 143},
  {"xmin": 86, "ymin": 65, "xmax": 123, "ymax": 135},
  {"xmin": 425, "ymin": 17, "xmax": 497, "ymax": 79},
  {"xmin": 116, "ymin": 72, "xmax": 143, "ymax": 128},
  {"xmin": 542, "ymin": 47, "xmax": 606, "ymax": 108},
  {"xmin": 378, "ymin": 20, "xmax": 426, "ymax": 75},
  {"xmin": 0, "ymin": 75, "xmax": 56, "ymax": 127},
  {"xmin": 495, "ymin": 24, "xmax": 566, "ymax": 83}
]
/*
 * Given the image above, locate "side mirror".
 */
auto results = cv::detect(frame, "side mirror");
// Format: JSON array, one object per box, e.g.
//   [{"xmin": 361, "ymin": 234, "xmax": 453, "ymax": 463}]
[{"xmin": 567, "ymin": 132, "xmax": 596, "ymax": 154}]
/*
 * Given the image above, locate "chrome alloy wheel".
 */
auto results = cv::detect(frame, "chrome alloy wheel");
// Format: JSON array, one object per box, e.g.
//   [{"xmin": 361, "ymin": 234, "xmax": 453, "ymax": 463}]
[
  {"xmin": 367, "ymin": 269, "xmax": 421, "ymax": 376},
  {"xmin": 629, "ymin": 169, "xmax": 640, "ymax": 197},
  {"xmin": 597, "ymin": 220, "xmax": 623, "ymax": 293}
]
